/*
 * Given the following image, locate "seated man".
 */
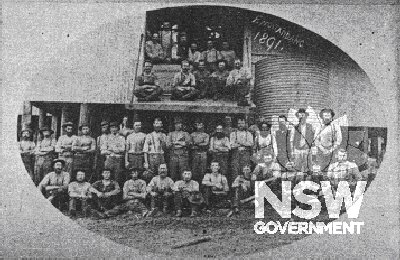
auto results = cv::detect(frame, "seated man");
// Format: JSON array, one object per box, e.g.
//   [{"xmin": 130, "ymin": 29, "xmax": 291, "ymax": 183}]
[
  {"xmin": 39, "ymin": 159, "xmax": 70, "ymax": 210},
  {"xmin": 68, "ymin": 170, "xmax": 91, "ymax": 217},
  {"xmin": 228, "ymin": 164, "xmax": 252, "ymax": 217},
  {"xmin": 210, "ymin": 60, "xmax": 230, "ymax": 101},
  {"xmin": 145, "ymin": 33, "xmax": 165, "ymax": 63},
  {"xmin": 226, "ymin": 58, "xmax": 252, "ymax": 106},
  {"xmin": 89, "ymin": 169, "xmax": 121, "ymax": 219},
  {"xmin": 327, "ymin": 149, "xmax": 362, "ymax": 196},
  {"xmin": 171, "ymin": 60, "xmax": 200, "ymax": 101},
  {"xmin": 192, "ymin": 60, "xmax": 211, "ymax": 99},
  {"xmin": 147, "ymin": 163, "xmax": 175, "ymax": 216},
  {"xmin": 133, "ymin": 61, "xmax": 163, "ymax": 101},
  {"xmin": 173, "ymin": 171, "xmax": 203, "ymax": 217},
  {"xmin": 201, "ymin": 161, "xmax": 229, "ymax": 212},
  {"xmin": 106, "ymin": 168, "xmax": 148, "ymax": 218}
]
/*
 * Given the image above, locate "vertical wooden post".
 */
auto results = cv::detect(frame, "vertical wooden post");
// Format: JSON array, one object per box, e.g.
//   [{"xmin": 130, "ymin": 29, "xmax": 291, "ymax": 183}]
[
  {"xmin": 22, "ymin": 101, "xmax": 32, "ymax": 127},
  {"xmin": 61, "ymin": 105, "xmax": 74, "ymax": 135},
  {"xmin": 79, "ymin": 103, "xmax": 90, "ymax": 126},
  {"xmin": 52, "ymin": 114, "xmax": 59, "ymax": 140},
  {"xmin": 38, "ymin": 108, "xmax": 46, "ymax": 129}
]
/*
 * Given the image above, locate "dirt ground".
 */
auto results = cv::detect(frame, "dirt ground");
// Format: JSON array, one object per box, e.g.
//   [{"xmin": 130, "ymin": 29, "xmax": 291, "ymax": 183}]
[{"xmin": 73, "ymin": 204, "xmax": 332, "ymax": 258}]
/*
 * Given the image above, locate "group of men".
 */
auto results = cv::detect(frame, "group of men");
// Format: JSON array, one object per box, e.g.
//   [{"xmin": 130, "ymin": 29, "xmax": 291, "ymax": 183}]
[
  {"xmin": 136, "ymin": 39, "xmax": 251, "ymax": 106},
  {"xmin": 19, "ymin": 107, "xmax": 364, "ymax": 218}
]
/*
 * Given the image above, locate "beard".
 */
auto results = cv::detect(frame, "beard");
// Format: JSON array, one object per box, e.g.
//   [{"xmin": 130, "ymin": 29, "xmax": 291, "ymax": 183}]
[
  {"xmin": 323, "ymin": 119, "xmax": 332, "ymax": 125},
  {"xmin": 215, "ymin": 132, "xmax": 225, "ymax": 139},
  {"xmin": 278, "ymin": 124, "xmax": 286, "ymax": 131}
]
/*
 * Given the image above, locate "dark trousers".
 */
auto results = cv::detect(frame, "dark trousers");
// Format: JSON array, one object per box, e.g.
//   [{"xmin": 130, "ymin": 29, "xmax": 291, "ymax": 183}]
[
  {"xmin": 210, "ymin": 78, "xmax": 228, "ymax": 98},
  {"xmin": 169, "ymin": 150, "xmax": 190, "ymax": 181},
  {"xmin": 229, "ymin": 81, "xmax": 250, "ymax": 103},
  {"xmin": 91, "ymin": 194, "xmax": 119, "ymax": 212},
  {"xmin": 202, "ymin": 186, "xmax": 229, "ymax": 209},
  {"xmin": 174, "ymin": 191, "xmax": 200, "ymax": 212},
  {"xmin": 232, "ymin": 187, "xmax": 252, "ymax": 209},
  {"xmin": 196, "ymin": 79, "xmax": 211, "ymax": 98},
  {"xmin": 44, "ymin": 189, "xmax": 69, "ymax": 210},
  {"xmin": 191, "ymin": 151, "xmax": 207, "ymax": 183},
  {"xmin": 69, "ymin": 197, "xmax": 90, "ymax": 215},
  {"xmin": 21, "ymin": 153, "xmax": 34, "ymax": 181},
  {"xmin": 59, "ymin": 154, "xmax": 74, "ymax": 176},
  {"xmin": 34, "ymin": 154, "xmax": 54, "ymax": 186},
  {"xmin": 150, "ymin": 192, "xmax": 173, "ymax": 210},
  {"xmin": 104, "ymin": 155, "xmax": 125, "ymax": 186},
  {"xmin": 73, "ymin": 153, "xmax": 93, "ymax": 180},
  {"xmin": 147, "ymin": 153, "xmax": 165, "ymax": 173},
  {"xmin": 231, "ymin": 149, "xmax": 251, "ymax": 184},
  {"xmin": 171, "ymin": 87, "xmax": 200, "ymax": 101},
  {"xmin": 106, "ymin": 199, "xmax": 148, "ymax": 217},
  {"xmin": 127, "ymin": 153, "xmax": 145, "ymax": 170},
  {"xmin": 134, "ymin": 85, "xmax": 163, "ymax": 101}
]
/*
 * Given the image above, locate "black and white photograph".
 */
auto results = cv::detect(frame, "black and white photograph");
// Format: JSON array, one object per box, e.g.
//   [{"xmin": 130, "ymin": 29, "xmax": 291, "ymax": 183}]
[{"xmin": 1, "ymin": 1, "xmax": 399, "ymax": 258}]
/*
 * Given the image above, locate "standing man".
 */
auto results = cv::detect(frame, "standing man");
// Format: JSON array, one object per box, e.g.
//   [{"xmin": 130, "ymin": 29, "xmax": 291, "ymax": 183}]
[
  {"xmin": 38, "ymin": 159, "xmax": 70, "ymax": 210},
  {"xmin": 95, "ymin": 121, "xmax": 109, "ymax": 181},
  {"xmin": 133, "ymin": 61, "xmax": 163, "ymax": 102},
  {"xmin": 210, "ymin": 60, "xmax": 230, "ymax": 101},
  {"xmin": 34, "ymin": 126, "xmax": 56, "ymax": 186},
  {"xmin": 171, "ymin": 60, "xmax": 199, "ymax": 101},
  {"xmin": 209, "ymin": 125, "xmax": 231, "ymax": 176},
  {"xmin": 19, "ymin": 126, "xmax": 36, "ymax": 181},
  {"xmin": 72, "ymin": 123, "xmax": 96, "ymax": 181},
  {"xmin": 202, "ymin": 40, "xmax": 221, "ymax": 72},
  {"xmin": 192, "ymin": 60, "xmax": 211, "ymax": 99},
  {"xmin": 274, "ymin": 115, "xmax": 292, "ymax": 169},
  {"xmin": 220, "ymin": 41, "xmax": 236, "ymax": 70},
  {"xmin": 290, "ymin": 108, "xmax": 315, "ymax": 173},
  {"xmin": 126, "ymin": 118, "xmax": 147, "ymax": 172},
  {"xmin": 226, "ymin": 59, "xmax": 252, "ymax": 106},
  {"xmin": 230, "ymin": 118, "xmax": 254, "ymax": 184},
  {"xmin": 315, "ymin": 108, "xmax": 342, "ymax": 172},
  {"xmin": 101, "ymin": 122, "xmax": 126, "ymax": 186},
  {"xmin": 167, "ymin": 117, "xmax": 191, "ymax": 181},
  {"xmin": 143, "ymin": 118, "xmax": 167, "ymax": 174},
  {"xmin": 190, "ymin": 118, "xmax": 210, "ymax": 183},
  {"xmin": 188, "ymin": 42, "xmax": 202, "ymax": 65},
  {"xmin": 56, "ymin": 122, "xmax": 78, "ymax": 177}
]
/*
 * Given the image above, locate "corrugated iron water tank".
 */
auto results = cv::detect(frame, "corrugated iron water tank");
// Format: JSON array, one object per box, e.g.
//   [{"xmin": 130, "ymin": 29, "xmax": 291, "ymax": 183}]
[{"xmin": 254, "ymin": 53, "xmax": 330, "ymax": 121}]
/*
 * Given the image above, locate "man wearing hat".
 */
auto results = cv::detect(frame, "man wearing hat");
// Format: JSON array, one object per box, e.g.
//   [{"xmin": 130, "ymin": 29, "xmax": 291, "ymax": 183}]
[
  {"xmin": 143, "ymin": 118, "xmax": 167, "ymax": 173},
  {"xmin": 171, "ymin": 60, "xmax": 200, "ymax": 101},
  {"xmin": 101, "ymin": 121, "xmax": 126, "ymax": 187},
  {"xmin": 72, "ymin": 123, "xmax": 96, "ymax": 181},
  {"xmin": 125, "ymin": 117, "xmax": 147, "ymax": 172},
  {"xmin": 230, "ymin": 117, "xmax": 254, "ymax": 185},
  {"xmin": 34, "ymin": 126, "xmax": 57, "ymax": 185},
  {"xmin": 290, "ymin": 108, "xmax": 315, "ymax": 173},
  {"xmin": 38, "ymin": 159, "xmax": 71, "ymax": 210},
  {"xmin": 190, "ymin": 118, "xmax": 210, "ymax": 183},
  {"xmin": 95, "ymin": 121, "xmax": 110, "ymax": 182},
  {"xmin": 314, "ymin": 108, "xmax": 342, "ymax": 172},
  {"xmin": 167, "ymin": 116, "xmax": 191, "ymax": 181},
  {"xmin": 173, "ymin": 171, "xmax": 203, "ymax": 217},
  {"xmin": 19, "ymin": 126, "xmax": 36, "ymax": 181},
  {"xmin": 133, "ymin": 61, "xmax": 163, "ymax": 101},
  {"xmin": 56, "ymin": 122, "xmax": 78, "ymax": 176}
]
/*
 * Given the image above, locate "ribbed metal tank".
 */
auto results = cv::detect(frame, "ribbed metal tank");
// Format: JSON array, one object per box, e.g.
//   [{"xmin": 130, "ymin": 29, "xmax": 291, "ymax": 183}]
[{"xmin": 254, "ymin": 53, "xmax": 330, "ymax": 121}]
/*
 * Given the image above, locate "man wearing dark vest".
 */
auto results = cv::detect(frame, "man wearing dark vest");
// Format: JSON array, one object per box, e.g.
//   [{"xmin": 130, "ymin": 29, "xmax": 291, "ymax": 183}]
[
  {"xmin": 230, "ymin": 118, "xmax": 254, "ymax": 184},
  {"xmin": 190, "ymin": 118, "xmax": 210, "ymax": 183},
  {"xmin": 133, "ymin": 61, "xmax": 163, "ymax": 101},
  {"xmin": 273, "ymin": 115, "xmax": 292, "ymax": 170},
  {"xmin": 72, "ymin": 123, "xmax": 96, "ymax": 181},
  {"xmin": 171, "ymin": 60, "xmax": 200, "ymax": 101},
  {"xmin": 290, "ymin": 108, "xmax": 315, "ymax": 173}
]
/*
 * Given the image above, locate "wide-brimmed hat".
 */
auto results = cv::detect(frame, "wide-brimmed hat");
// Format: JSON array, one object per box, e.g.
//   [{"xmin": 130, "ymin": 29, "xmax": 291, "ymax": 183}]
[
  {"xmin": 188, "ymin": 191, "xmax": 204, "ymax": 205},
  {"xmin": 52, "ymin": 158, "xmax": 65, "ymax": 167},
  {"xmin": 20, "ymin": 126, "xmax": 33, "ymax": 135},
  {"xmin": 79, "ymin": 123, "xmax": 90, "ymax": 131},
  {"xmin": 100, "ymin": 121, "xmax": 109, "ymax": 127},
  {"xmin": 62, "ymin": 121, "xmax": 74, "ymax": 127},
  {"xmin": 295, "ymin": 108, "xmax": 309, "ymax": 118},
  {"xmin": 39, "ymin": 126, "xmax": 54, "ymax": 135}
]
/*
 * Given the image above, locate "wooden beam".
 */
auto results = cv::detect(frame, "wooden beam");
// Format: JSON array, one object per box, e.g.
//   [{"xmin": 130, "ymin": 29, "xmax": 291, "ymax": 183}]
[
  {"xmin": 38, "ymin": 108, "xmax": 46, "ymax": 129},
  {"xmin": 22, "ymin": 101, "xmax": 32, "ymax": 127},
  {"xmin": 61, "ymin": 105, "xmax": 74, "ymax": 135},
  {"xmin": 79, "ymin": 103, "xmax": 90, "ymax": 126}
]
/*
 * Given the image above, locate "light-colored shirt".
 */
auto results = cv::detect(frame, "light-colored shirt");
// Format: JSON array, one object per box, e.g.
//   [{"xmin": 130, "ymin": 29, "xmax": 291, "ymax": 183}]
[
  {"xmin": 230, "ymin": 130, "xmax": 254, "ymax": 149},
  {"xmin": 101, "ymin": 133, "xmax": 125, "ymax": 155},
  {"xmin": 56, "ymin": 135, "xmax": 78, "ymax": 155},
  {"xmin": 209, "ymin": 136, "xmax": 230, "ymax": 152},
  {"xmin": 327, "ymin": 161, "xmax": 361, "ymax": 181},
  {"xmin": 173, "ymin": 180, "xmax": 200, "ymax": 192},
  {"xmin": 188, "ymin": 49, "xmax": 202, "ymax": 63},
  {"xmin": 143, "ymin": 131, "xmax": 167, "ymax": 154},
  {"xmin": 220, "ymin": 50, "xmax": 236, "ymax": 68},
  {"xmin": 123, "ymin": 179, "xmax": 147, "ymax": 200},
  {"xmin": 226, "ymin": 67, "xmax": 251, "ymax": 86},
  {"xmin": 39, "ymin": 171, "xmax": 70, "ymax": 190},
  {"xmin": 147, "ymin": 176, "xmax": 175, "ymax": 192},
  {"xmin": 68, "ymin": 181, "xmax": 91, "ymax": 198},
  {"xmin": 126, "ymin": 132, "xmax": 146, "ymax": 154},
  {"xmin": 97, "ymin": 134, "xmax": 109, "ymax": 150},
  {"xmin": 173, "ymin": 71, "xmax": 196, "ymax": 87},
  {"xmin": 202, "ymin": 173, "xmax": 229, "ymax": 192},
  {"xmin": 202, "ymin": 48, "xmax": 222, "ymax": 63},
  {"xmin": 19, "ymin": 140, "xmax": 36, "ymax": 154},
  {"xmin": 35, "ymin": 138, "xmax": 56, "ymax": 155},
  {"xmin": 145, "ymin": 41, "xmax": 164, "ymax": 59},
  {"xmin": 72, "ymin": 135, "xmax": 96, "ymax": 153},
  {"xmin": 314, "ymin": 123, "xmax": 342, "ymax": 149}
]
